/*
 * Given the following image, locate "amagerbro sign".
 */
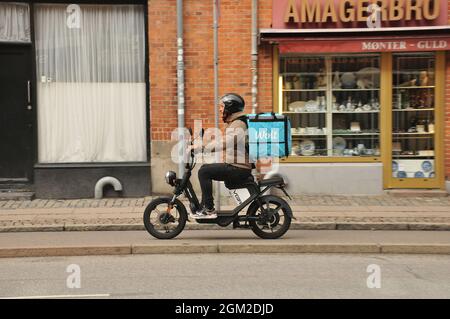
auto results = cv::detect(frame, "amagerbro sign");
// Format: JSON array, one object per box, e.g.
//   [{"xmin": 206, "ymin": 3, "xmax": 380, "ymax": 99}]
[{"xmin": 273, "ymin": 0, "xmax": 447, "ymax": 28}]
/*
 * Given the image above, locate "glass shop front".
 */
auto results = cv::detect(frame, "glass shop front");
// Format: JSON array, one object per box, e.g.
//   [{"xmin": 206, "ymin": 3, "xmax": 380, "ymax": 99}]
[
  {"xmin": 261, "ymin": 0, "xmax": 449, "ymax": 194},
  {"xmin": 274, "ymin": 49, "xmax": 446, "ymax": 190}
]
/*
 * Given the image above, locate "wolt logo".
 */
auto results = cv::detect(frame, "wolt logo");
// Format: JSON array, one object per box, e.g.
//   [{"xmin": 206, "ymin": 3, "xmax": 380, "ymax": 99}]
[
  {"xmin": 257, "ymin": 129, "xmax": 279, "ymax": 140},
  {"xmin": 66, "ymin": 264, "xmax": 81, "ymax": 289},
  {"xmin": 66, "ymin": 4, "xmax": 81, "ymax": 29}
]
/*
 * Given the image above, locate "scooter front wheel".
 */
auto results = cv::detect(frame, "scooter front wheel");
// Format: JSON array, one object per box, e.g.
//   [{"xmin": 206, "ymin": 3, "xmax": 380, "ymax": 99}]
[{"xmin": 143, "ymin": 197, "xmax": 187, "ymax": 239}]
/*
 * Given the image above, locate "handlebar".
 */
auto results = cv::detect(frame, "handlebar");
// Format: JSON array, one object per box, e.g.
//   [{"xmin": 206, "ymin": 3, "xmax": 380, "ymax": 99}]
[{"xmin": 184, "ymin": 128, "xmax": 204, "ymax": 170}]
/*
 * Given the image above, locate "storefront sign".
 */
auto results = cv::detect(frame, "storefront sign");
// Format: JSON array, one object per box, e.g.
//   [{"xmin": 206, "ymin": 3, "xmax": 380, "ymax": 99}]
[
  {"xmin": 273, "ymin": 0, "xmax": 447, "ymax": 28},
  {"xmin": 279, "ymin": 37, "xmax": 450, "ymax": 53}
]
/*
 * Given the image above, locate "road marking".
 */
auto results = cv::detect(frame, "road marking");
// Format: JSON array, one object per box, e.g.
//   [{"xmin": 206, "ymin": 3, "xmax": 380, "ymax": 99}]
[{"xmin": 1, "ymin": 294, "xmax": 111, "ymax": 299}]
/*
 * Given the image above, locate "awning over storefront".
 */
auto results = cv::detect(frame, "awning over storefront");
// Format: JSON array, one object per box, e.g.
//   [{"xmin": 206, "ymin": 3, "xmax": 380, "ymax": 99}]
[{"xmin": 260, "ymin": 26, "xmax": 450, "ymax": 53}]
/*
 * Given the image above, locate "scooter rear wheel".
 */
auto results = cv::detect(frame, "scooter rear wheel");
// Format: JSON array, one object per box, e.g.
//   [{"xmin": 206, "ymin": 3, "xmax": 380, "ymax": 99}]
[
  {"xmin": 248, "ymin": 196, "xmax": 292, "ymax": 239},
  {"xmin": 143, "ymin": 197, "xmax": 187, "ymax": 239}
]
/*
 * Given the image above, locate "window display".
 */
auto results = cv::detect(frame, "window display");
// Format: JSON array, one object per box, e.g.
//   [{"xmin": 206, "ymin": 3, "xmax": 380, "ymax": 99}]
[
  {"xmin": 280, "ymin": 55, "xmax": 380, "ymax": 158},
  {"xmin": 392, "ymin": 53, "xmax": 436, "ymax": 179}
]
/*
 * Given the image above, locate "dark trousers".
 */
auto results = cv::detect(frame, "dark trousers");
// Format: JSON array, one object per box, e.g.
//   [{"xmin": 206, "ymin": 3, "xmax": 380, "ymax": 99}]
[{"xmin": 198, "ymin": 163, "xmax": 252, "ymax": 210}]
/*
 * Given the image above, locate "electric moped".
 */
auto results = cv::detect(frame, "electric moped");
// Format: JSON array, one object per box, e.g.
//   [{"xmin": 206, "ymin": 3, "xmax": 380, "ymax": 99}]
[{"xmin": 143, "ymin": 130, "xmax": 293, "ymax": 240}]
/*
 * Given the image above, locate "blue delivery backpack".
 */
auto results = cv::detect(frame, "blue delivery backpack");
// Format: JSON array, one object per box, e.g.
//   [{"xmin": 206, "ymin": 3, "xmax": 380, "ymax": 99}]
[{"xmin": 241, "ymin": 112, "xmax": 292, "ymax": 161}]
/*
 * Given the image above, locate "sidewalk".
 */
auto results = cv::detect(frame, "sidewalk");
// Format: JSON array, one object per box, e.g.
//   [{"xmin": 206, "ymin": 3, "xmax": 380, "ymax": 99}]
[
  {"xmin": 1, "ymin": 230, "xmax": 450, "ymax": 258},
  {"xmin": 0, "ymin": 195, "xmax": 450, "ymax": 232}
]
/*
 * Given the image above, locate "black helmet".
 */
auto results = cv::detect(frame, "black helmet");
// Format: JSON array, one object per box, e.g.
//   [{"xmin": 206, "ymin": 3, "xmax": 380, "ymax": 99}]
[{"xmin": 220, "ymin": 93, "xmax": 245, "ymax": 114}]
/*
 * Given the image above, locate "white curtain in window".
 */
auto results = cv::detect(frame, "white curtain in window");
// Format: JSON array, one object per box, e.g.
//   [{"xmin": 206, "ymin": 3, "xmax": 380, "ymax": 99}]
[
  {"xmin": 35, "ymin": 4, "xmax": 146, "ymax": 163},
  {"xmin": 0, "ymin": 2, "xmax": 31, "ymax": 42}
]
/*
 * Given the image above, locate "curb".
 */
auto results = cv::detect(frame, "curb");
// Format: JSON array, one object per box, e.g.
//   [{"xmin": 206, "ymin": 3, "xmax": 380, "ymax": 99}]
[
  {"xmin": 65, "ymin": 224, "xmax": 145, "ymax": 232},
  {"xmin": 2, "ymin": 243, "xmax": 450, "ymax": 258},
  {"xmin": 133, "ymin": 244, "xmax": 219, "ymax": 254},
  {"xmin": 335, "ymin": 223, "xmax": 409, "ymax": 231},
  {"xmin": 216, "ymin": 243, "xmax": 380, "ymax": 254},
  {"xmin": 380, "ymin": 244, "xmax": 450, "ymax": 254},
  {"xmin": 1, "ymin": 222, "xmax": 450, "ymax": 233},
  {"xmin": 0, "ymin": 225, "xmax": 65, "ymax": 232},
  {"xmin": 0, "ymin": 245, "xmax": 131, "ymax": 258}
]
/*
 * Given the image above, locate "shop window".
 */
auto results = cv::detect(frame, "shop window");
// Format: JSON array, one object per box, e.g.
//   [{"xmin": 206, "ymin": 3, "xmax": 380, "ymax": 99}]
[
  {"xmin": 279, "ymin": 55, "xmax": 380, "ymax": 159},
  {"xmin": 35, "ymin": 4, "xmax": 146, "ymax": 163},
  {"xmin": 392, "ymin": 53, "xmax": 436, "ymax": 179},
  {"xmin": 0, "ymin": 2, "xmax": 30, "ymax": 43}
]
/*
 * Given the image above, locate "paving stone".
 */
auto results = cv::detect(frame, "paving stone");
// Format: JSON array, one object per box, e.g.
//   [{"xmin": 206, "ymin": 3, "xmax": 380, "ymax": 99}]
[
  {"xmin": 1, "ymin": 195, "xmax": 449, "ymax": 232},
  {"xmin": 3, "ymin": 201, "xmax": 15, "ymax": 209}
]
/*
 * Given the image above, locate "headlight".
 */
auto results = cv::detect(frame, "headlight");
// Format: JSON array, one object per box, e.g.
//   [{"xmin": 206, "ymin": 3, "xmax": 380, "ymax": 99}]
[{"xmin": 165, "ymin": 171, "xmax": 177, "ymax": 186}]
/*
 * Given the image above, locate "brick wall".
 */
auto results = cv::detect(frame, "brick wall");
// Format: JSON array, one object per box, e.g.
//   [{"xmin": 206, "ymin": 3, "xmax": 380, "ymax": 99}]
[
  {"xmin": 258, "ymin": 0, "xmax": 274, "ymax": 113},
  {"xmin": 148, "ymin": 0, "xmax": 178, "ymax": 141},
  {"xmin": 149, "ymin": 0, "xmax": 450, "ymax": 184},
  {"xmin": 149, "ymin": 0, "xmax": 273, "ymax": 140}
]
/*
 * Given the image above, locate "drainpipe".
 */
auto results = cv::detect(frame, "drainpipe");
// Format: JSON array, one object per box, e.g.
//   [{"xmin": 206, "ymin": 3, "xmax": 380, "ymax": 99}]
[
  {"xmin": 213, "ymin": 0, "xmax": 220, "ymax": 211},
  {"xmin": 94, "ymin": 177, "xmax": 123, "ymax": 199},
  {"xmin": 177, "ymin": 0, "xmax": 185, "ymax": 176},
  {"xmin": 251, "ymin": 0, "xmax": 258, "ymax": 114}
]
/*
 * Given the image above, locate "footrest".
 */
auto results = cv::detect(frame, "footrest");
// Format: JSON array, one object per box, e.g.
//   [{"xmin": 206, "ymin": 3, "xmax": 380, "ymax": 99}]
[{"xmin": 217, "ymin": 210, "xmax": 235, "ymax": 217}]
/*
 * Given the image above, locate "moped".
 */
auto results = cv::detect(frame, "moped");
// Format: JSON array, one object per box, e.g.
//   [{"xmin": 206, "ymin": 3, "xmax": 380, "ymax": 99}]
[{"xmin": 143, "ymin": 129, "xmax": 293, "ymax": 239}]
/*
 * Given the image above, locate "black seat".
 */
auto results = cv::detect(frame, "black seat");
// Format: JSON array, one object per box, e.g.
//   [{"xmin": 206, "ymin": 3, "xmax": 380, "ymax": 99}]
[
  {"xmin": 224, "ymin": 175, "xmax": 255, "ymax": 190},
  {"xmin": 258, "ymin": 177, "xmax": 284, "ymax": 187}
]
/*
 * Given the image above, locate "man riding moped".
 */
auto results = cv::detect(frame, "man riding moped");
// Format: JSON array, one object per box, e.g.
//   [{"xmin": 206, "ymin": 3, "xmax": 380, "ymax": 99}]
[
  {"xmin": 189, "ymin": 93, "xmax": 252, "ymax": 219},
  {"xmin": 143, "ymin": 93, "xmax": 293, "ymax": 240}
]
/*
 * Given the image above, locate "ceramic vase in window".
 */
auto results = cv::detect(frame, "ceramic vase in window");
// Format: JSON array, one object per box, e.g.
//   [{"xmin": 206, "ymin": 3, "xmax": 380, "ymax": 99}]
[
  {"xmin": 293, "ymin": 76, "xmax": 301, "ymax": 89},
  {"xmin": 428, "ymin": 121, "xmax": 435, "ymax": 133},
  {"xmin": 285, "ymin": 77, "xmax": 293, "ymax": 90},
  {"xmin": 332, "ymin": 71, "xmax": 341, "ymax": 89},
  {"xmin": 419, "ymin": 71, "xmax": 429, "ymax": 86}
]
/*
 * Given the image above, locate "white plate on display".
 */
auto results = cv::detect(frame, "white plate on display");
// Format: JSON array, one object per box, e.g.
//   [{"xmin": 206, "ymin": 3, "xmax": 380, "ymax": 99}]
[
  {"xmin": 332, "ymin": 137, "xmax": 346, "ymax": 151},
  {"xmin": 341, "ymin": 72, "xmax": 356, "ymax": 89},
  {"xmin": 305, "ymin": 100, "xmax": 319, "ymax": 112},
  {"xmin": 288, "ymin": 101, "xmax": 306, "ymax": 112},
  {"xmin": 421, "ymin": 161, "xmax": 433, "ymax": 173},
  {"xmin": 299, "ymin": 140, "xmax": 315, "ymax": 156},
  {"xmin": 356, "ymin": 67, "xmax": 380, "ymax": 88}
]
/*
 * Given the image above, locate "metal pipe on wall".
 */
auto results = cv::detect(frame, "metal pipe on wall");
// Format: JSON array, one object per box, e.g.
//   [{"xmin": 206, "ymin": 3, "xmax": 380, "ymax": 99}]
[
  {"xmin": 251, "ymin": 0, "xmax": 258, "ymax": 114},
  {"xmin": 213, "ymin": 0, "xmax": 221, "ymax": 211},
  {"xmin": 177, "ymin": 0, "xmax": 185, "ymax": 176}
]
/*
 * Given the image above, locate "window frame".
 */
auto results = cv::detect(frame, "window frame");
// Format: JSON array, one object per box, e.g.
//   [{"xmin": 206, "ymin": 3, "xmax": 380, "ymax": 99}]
[
  {"xmin": 29, "ymin": 0, "xmax": 150, "ymax": 167},
  {"xmin": 274, "ymin": 48, "xmax": 383, "ymax": 163}
]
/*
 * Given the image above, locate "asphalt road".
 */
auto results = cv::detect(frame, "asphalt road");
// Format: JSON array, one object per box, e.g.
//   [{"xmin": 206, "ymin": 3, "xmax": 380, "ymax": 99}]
[{"xmin": 0, "ymin": 253, "xmax": 449, "ymax": 299}]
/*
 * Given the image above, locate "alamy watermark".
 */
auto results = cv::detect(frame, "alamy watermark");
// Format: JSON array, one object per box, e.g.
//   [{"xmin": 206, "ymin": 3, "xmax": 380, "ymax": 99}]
[
  {"xmin": 366, "ymin": 264, "xmax": 381, "ymax": 289},
  {"xmin": 66, "ymin": 4, "xmax": 81, "ymax": 29},
  {"xmin": 366, "ymin": 4, "xmax": 381, "ymax": 29},
  {"xmin": 66, "ymin": 264, "xmax": 81, "ymax": 289}
]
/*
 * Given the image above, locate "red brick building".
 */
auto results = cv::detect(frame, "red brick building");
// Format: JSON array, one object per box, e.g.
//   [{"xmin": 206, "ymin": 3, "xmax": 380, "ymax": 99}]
[
  {"xmin": 149, "ymin": 0, "xmax": 450, "ymax": 195},
  {"xmin": 0, "ymin": 1, "xmax": 449, "ymax": 198}
]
